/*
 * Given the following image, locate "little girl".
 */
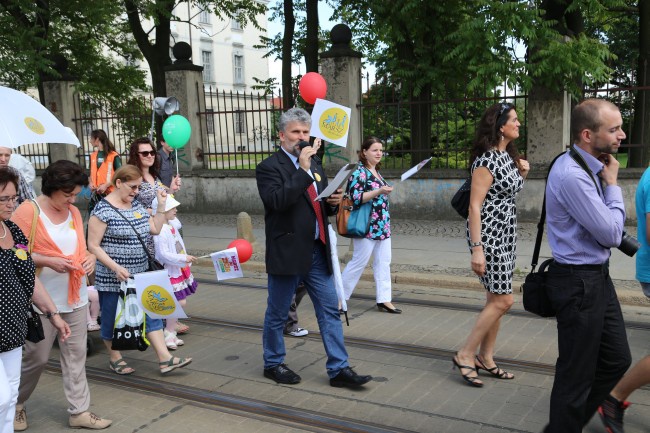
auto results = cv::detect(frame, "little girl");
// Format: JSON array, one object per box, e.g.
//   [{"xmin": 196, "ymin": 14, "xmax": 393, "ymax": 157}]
[{"xmin": 152, "ymin": 196, "xmax": 198, "ymax": 350}]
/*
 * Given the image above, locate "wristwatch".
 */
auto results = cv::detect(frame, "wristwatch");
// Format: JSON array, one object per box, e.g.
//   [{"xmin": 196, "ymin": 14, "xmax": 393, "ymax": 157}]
[
  {"xmin": 45, "ymin": 310, "xmax": 60, "ymax": 319},
  {"xmin": 469, "ymin": 241, "xmax": 483, "ymax": 248}
]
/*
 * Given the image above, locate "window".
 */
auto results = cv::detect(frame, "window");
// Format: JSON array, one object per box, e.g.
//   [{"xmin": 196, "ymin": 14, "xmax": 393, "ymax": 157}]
[
  {"xmin": 202, "ymin": 51, "xmax": 212, "ymax": 83},
  {"xmin": 206, "ymin": 109, "xmax": 215, "ymax": 134},
  {"xmin": 233, "ymin": 54, "xmax": 244, "ymax": 85},
  {"xmin": 234, "ymin": 111, "xmax": 245, "ymax": 134},
  {"xmin": 199, "ymin": 9, "xmax": 211, "ymax": 24},
  {"xmin": 231, "ymin": 18, "xmax": 242, "ymax": 30}
]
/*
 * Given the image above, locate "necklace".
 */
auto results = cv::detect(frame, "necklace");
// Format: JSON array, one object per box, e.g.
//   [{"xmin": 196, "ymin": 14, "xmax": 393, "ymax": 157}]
[{"xmin": 0, "ymin": 222, "xmax": 7, "ymax": 239}]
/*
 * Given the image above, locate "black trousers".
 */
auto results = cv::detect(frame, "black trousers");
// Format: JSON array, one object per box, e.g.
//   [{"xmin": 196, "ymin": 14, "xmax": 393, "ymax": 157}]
[{"xmin": 545, "ymin": 261, "xmax": 631, "ymax": 433}]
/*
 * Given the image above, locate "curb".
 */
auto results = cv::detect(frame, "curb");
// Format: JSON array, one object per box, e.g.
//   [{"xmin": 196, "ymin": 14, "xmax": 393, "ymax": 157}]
[{"xmin": 194, "ymin": 259, "xmax": 650, "ymax": 307}]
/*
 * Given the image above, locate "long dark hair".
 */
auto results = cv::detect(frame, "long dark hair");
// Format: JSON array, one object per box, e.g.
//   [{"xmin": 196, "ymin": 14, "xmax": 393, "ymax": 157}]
[
  {"xmin": 359, "ymin": 136, "xmax": 383, "ymax": 170},
  {"xmin": 127, "ymin": 137, "xmax": 160, "ymax": 180},
  {"xmin": 469, "ymin": 103, "xmax": 520, "ymax": 168},
  {"xmin": 91, "ymin": 129, "xmax": 117, "ymax": 154}
]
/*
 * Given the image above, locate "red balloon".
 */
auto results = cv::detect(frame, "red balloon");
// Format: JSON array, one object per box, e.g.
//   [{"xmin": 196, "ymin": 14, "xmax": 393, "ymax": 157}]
[
  {"xmin": 298, "ymin": 72, "xmax": 327, "ymax": 104},
  {"xmin": 228, "ymin": 239, "xmax": 253, "ymax": 263}
]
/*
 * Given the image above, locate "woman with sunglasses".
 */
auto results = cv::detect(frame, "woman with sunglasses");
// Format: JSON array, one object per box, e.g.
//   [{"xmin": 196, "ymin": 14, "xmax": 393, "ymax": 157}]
[
  {"xmin": 452, "ymin": 102, "xmax": 529, "ymax": 388},
  {"xmin": 87, "ymin": 165, "xmax": 192, "ymax": 376}
]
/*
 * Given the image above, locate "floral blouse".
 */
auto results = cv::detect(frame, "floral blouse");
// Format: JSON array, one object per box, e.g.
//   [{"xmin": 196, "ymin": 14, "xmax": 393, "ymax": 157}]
[{"xmin": 346, "ymin": 162, "xmax": 391, "ymax": 240}]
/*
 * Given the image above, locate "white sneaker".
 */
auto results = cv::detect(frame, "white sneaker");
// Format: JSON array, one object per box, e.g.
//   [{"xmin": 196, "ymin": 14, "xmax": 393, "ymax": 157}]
[
  {"xmin": 285, "ymin": 328, "xmax": 308, "ymax": 337},
  {"xmin": 164, "ymin": 330, "xmax": 177, "ymax": 350},
  {"xmin": 174, "ymin": 335, "xmax": 185, "ymax": 346}
]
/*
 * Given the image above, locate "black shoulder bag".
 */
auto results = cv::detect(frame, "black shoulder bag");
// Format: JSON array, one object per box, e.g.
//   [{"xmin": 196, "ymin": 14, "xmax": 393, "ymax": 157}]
[
  {"xmin": 103, "ymin": 200, "xmax": 164, "ymax": 272},
  {"xmin": 521, "ymin": 153, "xmax": 564, "ymax": 318}
]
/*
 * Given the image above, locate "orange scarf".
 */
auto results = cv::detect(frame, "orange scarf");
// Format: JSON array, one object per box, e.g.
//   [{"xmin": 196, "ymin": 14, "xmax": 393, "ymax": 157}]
[{"xmin": 13, "ymin": 200, "xmax": 86, "ymax": 306}]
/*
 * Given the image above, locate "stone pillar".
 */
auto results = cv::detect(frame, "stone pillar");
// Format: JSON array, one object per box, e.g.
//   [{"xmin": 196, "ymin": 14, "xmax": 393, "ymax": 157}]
[
  {"xmin": 164, "ymin": 42, "xmax": 208, "ymax": 173},
  {"xmin": 526, "ymin": 87, "xmax": 571, "ymax": 171},
  {"xmin": 320, "ymin": 24, "xmax": 363, "ymax": 170},
  {"xmin": 41, "ymin": 56, "xmax": 79, "ymax": 163}
]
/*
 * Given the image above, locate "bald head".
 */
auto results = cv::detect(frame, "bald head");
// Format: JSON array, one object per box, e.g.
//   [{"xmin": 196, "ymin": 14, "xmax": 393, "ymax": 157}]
[
  {"xmin": 571, "ymin": 99, "xmax": 620, "ymax": 144},
  {"xmin": 0, "ymin": 147, "xmax": 12, "ymax": 168}
]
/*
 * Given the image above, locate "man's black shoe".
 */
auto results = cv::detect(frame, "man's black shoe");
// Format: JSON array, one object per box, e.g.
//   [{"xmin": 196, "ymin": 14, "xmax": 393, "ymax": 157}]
[
  {"xmin": 330, "ymin": 367, "xmax": 372, "ymax": 388},
  {"xmin": 263, "ymin": 364, "xmax": 301, "ymax": 384}
]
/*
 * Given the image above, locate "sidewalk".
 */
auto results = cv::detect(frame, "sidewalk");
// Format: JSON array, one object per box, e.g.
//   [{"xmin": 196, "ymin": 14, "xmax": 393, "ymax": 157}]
[{"xmin": 179, "ymin": 213, "xmax": 649, "ymax": 307}]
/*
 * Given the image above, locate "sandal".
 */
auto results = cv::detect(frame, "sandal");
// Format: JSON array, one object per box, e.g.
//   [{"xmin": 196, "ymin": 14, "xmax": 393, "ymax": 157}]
[
  {"xmin": 475, "ymin": 355, "xmax": 514, "ymax": 380},
  {"xmin": 109, "ymin": 358, "xmax": 135, "ymax": 375},
  {"xmin": 159, "ymin": 356, "xmax": 192, "ymax": 374},
  {"xmin": 452, "ymin": 353, "xmax": 483, "ymax": 387},
  {"xmin": 175, "ymin": 322, "xmax": 190, "ymax": 335}
]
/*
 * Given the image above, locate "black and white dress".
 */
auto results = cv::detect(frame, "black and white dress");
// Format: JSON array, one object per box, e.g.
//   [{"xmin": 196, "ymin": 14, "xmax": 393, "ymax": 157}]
[
  {"xmin": 466, "ymin": 150, "xmax": 524, "ymax": 294},
  {"xmin": 0, "ymin": 221, "xmax": 36, "ymax": 353}
]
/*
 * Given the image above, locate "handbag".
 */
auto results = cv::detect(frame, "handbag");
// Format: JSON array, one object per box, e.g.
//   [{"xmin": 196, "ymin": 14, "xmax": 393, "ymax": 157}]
[
  {"xmin": 451, "ymin": 177, "xmax": 471, "ymax": 219},
  {"xmin": 337, "ymin": 195, "xmax": 372, "ymax": 238},
  {"xmin": 112, "ymin": 279, "xmax": 149, "ymax": 351},
  {"xmin": 336, "ymin": 172, "xmax": 373, "ymax": 238},
  {"xmin": 25, "ymin": 302, "xmax": 45, "ymax": 343},
  {"xmin": 103, "ymin": 199, "xmax": 164, "ymax": 272},
  {"xmin": 25, "ymin": 200, "xmax": 45, "ymax": 343},
  {"xmin": 521, "ymin": 153, "xmax": 564, "ymax": 318}
]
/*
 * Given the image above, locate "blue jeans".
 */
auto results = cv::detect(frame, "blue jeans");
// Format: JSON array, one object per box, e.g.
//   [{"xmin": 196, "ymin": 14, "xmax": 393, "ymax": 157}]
[
  {"xmin": 263, "ymin": 243, "xmax": 349, "ymax": 378},
  {"xmin": 98, "ymin": 291, "xmax": 163, "ymax": 342}
]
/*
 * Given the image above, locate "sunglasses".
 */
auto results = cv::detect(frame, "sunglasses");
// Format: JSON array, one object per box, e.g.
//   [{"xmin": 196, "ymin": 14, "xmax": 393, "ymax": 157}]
[
  {"xmin": 123, "ymin": 183, "xmax": 140, "ymax": 191},
  {"xmin": 139, "ymin": 150, "xmax": 156, "ymax": 157}
]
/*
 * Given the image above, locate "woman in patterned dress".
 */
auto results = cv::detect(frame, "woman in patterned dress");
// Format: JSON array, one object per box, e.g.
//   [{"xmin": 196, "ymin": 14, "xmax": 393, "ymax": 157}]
[
  {"xmin": 452, "ymin": 103, "xmax": 529, "ymax": 387},
  {"xmin": 341, "ymin": 136, "xmax": 398, "ymax": 313},
  {"xmin": 87, "ymin": 165, "xmax": 192, "ymax": 375},
  {"xmin": 0, "ymin": 167, "xmax": 70, "ymax": 433}
]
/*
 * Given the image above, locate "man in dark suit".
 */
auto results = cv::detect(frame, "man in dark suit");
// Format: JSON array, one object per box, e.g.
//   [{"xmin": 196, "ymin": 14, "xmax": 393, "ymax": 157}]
[{"xmin": 256, "ymin": 107, "xmax": 372, "ymax": 388}]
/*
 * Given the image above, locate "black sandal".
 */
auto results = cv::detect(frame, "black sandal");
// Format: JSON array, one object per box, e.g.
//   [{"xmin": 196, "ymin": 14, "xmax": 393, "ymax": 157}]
[
  {"xmin": 475, "ymin": 355, "xmax": 514, "ymax": 380},
  {"xmin": 452, "ymin": 354, "xmax": 483, "ymax": 387}
]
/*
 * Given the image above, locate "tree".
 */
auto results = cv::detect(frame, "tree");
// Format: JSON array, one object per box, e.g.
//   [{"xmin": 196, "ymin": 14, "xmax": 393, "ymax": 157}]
[
  {"xmin": 0, "ymin": 0, "xmax": 146, "ymax": 102},
  {"xmin": 334, "ymin": 0, "xmax": 471, "ymax": 163}
]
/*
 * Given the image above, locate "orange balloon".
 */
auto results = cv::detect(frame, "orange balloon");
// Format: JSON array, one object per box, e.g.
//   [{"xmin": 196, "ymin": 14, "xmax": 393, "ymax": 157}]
[{"xmin": 227, "ymin": 239, "xmax": 253, "ymax": 263}]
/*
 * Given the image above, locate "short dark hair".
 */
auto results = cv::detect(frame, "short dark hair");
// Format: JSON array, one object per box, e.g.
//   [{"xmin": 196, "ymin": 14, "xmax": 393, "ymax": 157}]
[
  {"xmin": 571, "ymin": 99, "xmax": 620, "ymax": 144},
  {"xmin": 41, "ymin": 160, "xmax": 89, "ymax": 196},
  {"xmin": 127, "ymin": 137, "xmax": 160, "ymax": 179},
  {"xmin": 0, "ymin": 167, "xmax": 19, "ymax": 193}
]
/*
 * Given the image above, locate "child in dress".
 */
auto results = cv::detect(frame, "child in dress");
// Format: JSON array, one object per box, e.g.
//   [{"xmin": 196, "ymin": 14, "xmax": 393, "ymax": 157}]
[{"xmin": 152, "ymin": 196, "xmax": 198, "ymax": 349}]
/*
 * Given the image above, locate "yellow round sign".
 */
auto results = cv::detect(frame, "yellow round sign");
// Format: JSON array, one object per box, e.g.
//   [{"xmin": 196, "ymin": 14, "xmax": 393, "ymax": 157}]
[
  {"xmin": 24, "ymin": 117, "xmax": 45, "ymax": 135},
  {"xmin": 319, "ymin": 108, "xmax": 348, "ymax": 141},
  {"xmin": 141, "ymin": 284, "xmax": 176, "ymax": 316},
  {"xmin": 15, "ymin": 249, "xmax": 27, "ymax": 261}
]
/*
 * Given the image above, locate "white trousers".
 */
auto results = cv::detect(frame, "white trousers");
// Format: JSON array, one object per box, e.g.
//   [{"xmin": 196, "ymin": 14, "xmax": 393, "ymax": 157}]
[
  {"xmin": 0, "ymin": 347, "xmax": 22, "ymax": 433},
  {"xmin": 342, "ymin": 237, "xmax": 392, "ymax": 303}
]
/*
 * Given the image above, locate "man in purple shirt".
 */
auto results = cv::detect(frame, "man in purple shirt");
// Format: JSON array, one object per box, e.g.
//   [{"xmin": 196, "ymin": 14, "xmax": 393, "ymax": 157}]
[{"xmin": 544, "ymin": 99, "xmax": 632, "ymax": 433}]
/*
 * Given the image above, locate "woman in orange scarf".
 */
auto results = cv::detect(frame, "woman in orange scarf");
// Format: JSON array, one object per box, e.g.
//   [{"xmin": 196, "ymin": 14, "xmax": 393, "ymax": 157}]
[{"xmin": 11, "ymin": 160, "xmax": 112, "ymax": 430}]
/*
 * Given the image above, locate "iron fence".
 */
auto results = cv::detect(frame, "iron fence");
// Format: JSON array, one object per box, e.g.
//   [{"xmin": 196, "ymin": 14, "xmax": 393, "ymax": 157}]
[
  {"xmin": 358, "ymin": 76, "xmax": 528, "ymax": 171},
  {"xmin": 70, "ymin": 93, "xmax": 152, "ymax": 170},
  {"xmin": 198, "ymin": 86, "xmax": 282, "ymax": 170}
]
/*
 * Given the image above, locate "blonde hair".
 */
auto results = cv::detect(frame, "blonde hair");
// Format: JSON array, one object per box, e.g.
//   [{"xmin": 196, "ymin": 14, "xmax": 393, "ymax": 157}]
[{"xmin": 111, "ymin": 164, "xmax": 142, "ymax": 187}]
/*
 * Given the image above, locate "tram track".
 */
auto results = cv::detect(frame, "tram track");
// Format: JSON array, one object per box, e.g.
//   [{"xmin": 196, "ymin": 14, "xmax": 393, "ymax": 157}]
[{"xmin": 195, "ymin": 277, "xmax": 650, "ymax": 332}]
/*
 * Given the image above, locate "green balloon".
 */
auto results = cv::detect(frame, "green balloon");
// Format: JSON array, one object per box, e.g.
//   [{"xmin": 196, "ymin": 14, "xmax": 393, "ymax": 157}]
[{"xmin": 162, "ymin": 115, "xmax": 191, "ymax": 149}]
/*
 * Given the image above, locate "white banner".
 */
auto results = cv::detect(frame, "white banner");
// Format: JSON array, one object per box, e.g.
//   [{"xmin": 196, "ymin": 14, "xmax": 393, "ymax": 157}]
[
  {"xmin": 133, "ymin": 270, "xmax": 188, "ymax": 319},
  {"xmin": 211, "ymin": 248, "xmax": 244, "ymax": 281},
  {"xmin": 309, "ymin": 98, "xmax": 352, "ymax": 147}
]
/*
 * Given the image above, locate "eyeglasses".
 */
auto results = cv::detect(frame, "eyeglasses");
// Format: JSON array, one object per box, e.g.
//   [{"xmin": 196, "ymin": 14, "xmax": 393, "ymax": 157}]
[
  {"xmin": 139, "ymin": 151, "xmax": 156, "ymax": 157},
  {"xmin": 123, "ymin": 183, "xmax": 140, "ymax": 191},
  {"xmin": 0, "ymin": 195, "xmax": 18, "ymax": 204}
]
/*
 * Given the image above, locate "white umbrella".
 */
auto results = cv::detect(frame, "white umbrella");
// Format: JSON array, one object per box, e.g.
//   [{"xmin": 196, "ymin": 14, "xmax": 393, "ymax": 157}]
[
  {"xmin": 0, "ymin": 86, "xmax": 80, "ymax": 148},
  {"xmin": 327, "ymin": 225, "xmax": 349, "ymax": 325}
]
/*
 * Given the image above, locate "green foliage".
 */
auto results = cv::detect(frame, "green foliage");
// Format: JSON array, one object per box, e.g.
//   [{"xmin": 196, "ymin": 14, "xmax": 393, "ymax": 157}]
[
  {"xmin": 445, "ymin": 0, "xmax": 627, "ymax": 98},
  {"xmin": 0, "ymin": 0, "xmax": 146, "ymax": 98}
]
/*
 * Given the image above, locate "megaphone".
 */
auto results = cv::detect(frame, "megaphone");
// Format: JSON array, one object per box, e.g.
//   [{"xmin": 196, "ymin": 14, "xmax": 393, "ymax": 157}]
[{"xmin": 153, "ymin": 97, "xmax": 180, "ymax": 116}]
